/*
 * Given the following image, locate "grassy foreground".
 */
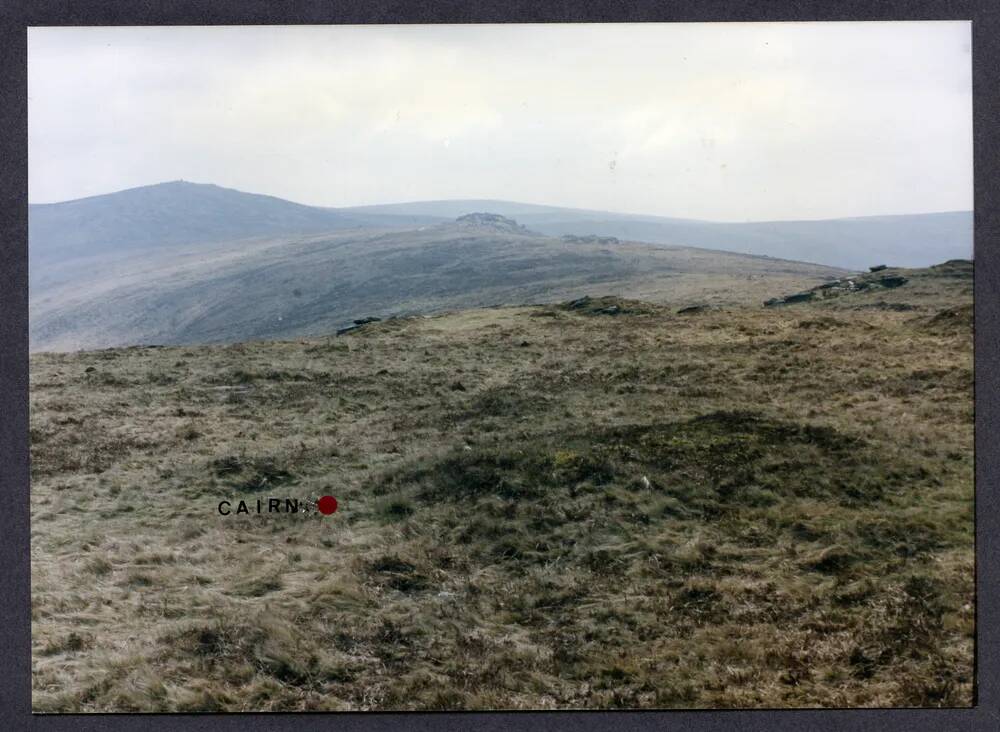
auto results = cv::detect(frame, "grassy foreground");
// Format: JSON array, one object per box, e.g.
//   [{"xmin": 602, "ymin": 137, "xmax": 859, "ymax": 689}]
[{"xmin": 30, "ymin": 262, "xmax": 974, "ymax": 711}]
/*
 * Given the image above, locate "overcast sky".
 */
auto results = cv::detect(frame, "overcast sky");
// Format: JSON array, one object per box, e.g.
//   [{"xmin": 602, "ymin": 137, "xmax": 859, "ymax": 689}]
[{"xmin": 28, "ymin": 22, "xmax": 972, "ymax": 221}]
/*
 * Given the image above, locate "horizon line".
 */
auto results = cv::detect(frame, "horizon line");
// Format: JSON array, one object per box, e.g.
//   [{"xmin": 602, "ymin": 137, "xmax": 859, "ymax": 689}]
[{"xmin": 28, "ymin": 179, "xmax": 974, "ymax": 226}]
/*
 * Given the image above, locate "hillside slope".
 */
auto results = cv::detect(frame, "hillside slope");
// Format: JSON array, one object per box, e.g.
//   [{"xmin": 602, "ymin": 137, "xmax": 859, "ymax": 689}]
[
  {"xmin": 28, "ymin": 181, "xmax": 439, "ymax": 288},
  {"xmin": 30, "ymin": 181, "xmax": 343, "ymax": 259},
  {"xmin": 344, "ymin": 201, "xmax": 973, "ymax": 270},
  {"xmin": 30, "ymin": 182, "xmax": 973, "ymax": 281},
  {"xmin": 30, "ymin": 261, "xmax": 974, "ymax": 711},
  {"xmin": 29, "ymin": 216, "xmax": 844, "ymax": 352}
]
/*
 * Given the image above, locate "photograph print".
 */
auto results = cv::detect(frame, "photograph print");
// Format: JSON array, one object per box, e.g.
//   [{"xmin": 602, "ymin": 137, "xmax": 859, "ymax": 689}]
[{"xmin": 28, "ymin": 22, "xmax": 974, "ymax": 712}]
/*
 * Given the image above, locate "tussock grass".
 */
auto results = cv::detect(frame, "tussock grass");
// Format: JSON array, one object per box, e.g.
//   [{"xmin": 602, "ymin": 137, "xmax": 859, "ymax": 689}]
[{"xmin": 30, "ymin": 263, "xmax": 973, "ymax": 710}]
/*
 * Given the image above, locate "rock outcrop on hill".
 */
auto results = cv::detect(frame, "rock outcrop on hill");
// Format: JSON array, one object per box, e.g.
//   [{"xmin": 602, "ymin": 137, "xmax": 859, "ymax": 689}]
[
  {"xmin": 561, "ymin": 234, "xmax": 620, "ymax": 245},
  {"xmin": 765, "ymin": 269, "xmax": 912, "ymax": 307},
  {"xmin": 454, "ymin": 212, "xmax": 536, "ymax": 235}
]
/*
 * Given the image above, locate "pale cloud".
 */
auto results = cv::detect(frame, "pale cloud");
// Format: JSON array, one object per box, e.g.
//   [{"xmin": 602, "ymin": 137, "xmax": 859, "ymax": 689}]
[{"xmin": 28, "ymin": 22, "xmax": 972, "ymax": 221}]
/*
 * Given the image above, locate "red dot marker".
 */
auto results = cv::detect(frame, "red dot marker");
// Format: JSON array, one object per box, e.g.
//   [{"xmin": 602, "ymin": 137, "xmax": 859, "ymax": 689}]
[{"xmin": 317, "ymin": 495, "xmax": 338, "ymax": 515}]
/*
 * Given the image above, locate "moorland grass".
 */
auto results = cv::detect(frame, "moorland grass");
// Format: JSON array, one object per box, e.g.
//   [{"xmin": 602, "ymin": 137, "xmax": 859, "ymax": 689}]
[{"xmin": 30, "ymin": 262, "xmax": 973, "ymax": 710}]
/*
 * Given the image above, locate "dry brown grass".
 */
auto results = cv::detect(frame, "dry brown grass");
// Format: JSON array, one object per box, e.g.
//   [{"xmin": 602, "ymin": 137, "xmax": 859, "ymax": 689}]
[{"xmin": 30, "ymin": 262, "xmax": 973, "ymax": 711}]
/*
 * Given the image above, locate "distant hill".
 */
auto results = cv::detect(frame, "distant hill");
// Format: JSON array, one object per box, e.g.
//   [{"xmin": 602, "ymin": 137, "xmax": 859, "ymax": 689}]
[
  {"xmin": 29, "ymin": 182, "xmax": 973, "ymax": 276},
  {"xmin": 28, "ymin": 181, "xmax": 438, "ymax": 288},
  {"xmin": 29, "ymin": 216, "xmax": 844, "ymax": 352},
  {"xmin": 342, "ymin": 201, "xmax": 973, "ymax": 270},
  {"xmin": 27, "ymin": 181, "xmax": 972, "ymax": 351},
  {"xmin": 30, "ymin": 181, "xmax": 340, "ymax": 259}
]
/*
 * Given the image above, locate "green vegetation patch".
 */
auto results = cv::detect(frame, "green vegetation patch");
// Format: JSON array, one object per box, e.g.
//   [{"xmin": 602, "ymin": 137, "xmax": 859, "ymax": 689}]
[{"xmin": 374, "ymin": 411, "xmax": 915, "ymax": 518}]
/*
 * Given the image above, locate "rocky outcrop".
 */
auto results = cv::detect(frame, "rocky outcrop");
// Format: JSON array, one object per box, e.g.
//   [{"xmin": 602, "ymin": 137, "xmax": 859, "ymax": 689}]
[
  {"xmin": 878, "ymin": 275, "xmax": 907, "ymax": 288},
  {"xmin": 337, "ymin": 316, "xmax": 381, "ymax": 336},
  {"xmin": 677, "ymin": 304, "xmax": 711, "ymax": 315},
  {"xmin": 561, "ymin": 234, "xmax": 620, "ymax": 245},
  {"xmin": 559, "ymin": 295, "xmax": 652, "ymax": 316},
  {"xmin": 765, "ymin": 291, "xmax": 816, "ymax": 307},
  {"xmin": 455, "ymin": 213, "xmax": 534, "ymax": 235},
  {"xmin": 765, "ymin": 271, "xmax": 909, "ymax": 307}
]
